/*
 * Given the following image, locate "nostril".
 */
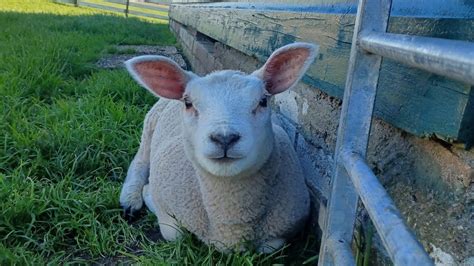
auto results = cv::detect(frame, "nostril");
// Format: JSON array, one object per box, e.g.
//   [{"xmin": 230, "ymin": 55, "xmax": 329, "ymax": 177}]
[
  {"xmin": 209, "ymin": 134, "xmax": 224, "ymax": 146},
  {"xmin": 227, "ymin": 133, "xmax": 241, "ymax": 146},
  {"xmin": 209, "ymin": 133, "xmax": 241, "ymax": 148}
]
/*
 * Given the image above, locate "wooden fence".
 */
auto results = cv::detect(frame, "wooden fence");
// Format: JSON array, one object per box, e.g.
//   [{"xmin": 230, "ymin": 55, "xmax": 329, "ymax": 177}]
[{"xmin": 55, "ymin": 0, "xmax": 169, "ymax": 20}]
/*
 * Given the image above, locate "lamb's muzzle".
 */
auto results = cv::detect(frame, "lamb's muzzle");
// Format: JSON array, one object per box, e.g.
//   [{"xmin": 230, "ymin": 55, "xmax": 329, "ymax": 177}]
[
  {"xmin": 119, "ymin": 42, "xmax": 319, "ymax": 253},
  {"xmin": 208, "ymin": 132, "xmax": 241, "ymax": 158}
]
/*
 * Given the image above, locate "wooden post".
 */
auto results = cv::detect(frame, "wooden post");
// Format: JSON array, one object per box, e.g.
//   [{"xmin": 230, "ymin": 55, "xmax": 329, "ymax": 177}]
[{"xmin": 125, "ymin": 0, "xmax": 130, "ymax": 17}]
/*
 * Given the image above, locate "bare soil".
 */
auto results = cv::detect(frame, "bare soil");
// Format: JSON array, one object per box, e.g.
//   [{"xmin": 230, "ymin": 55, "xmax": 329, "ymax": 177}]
[{"xmin": 96, "ymin": 45, "xmax": 187, "ymax": 70}]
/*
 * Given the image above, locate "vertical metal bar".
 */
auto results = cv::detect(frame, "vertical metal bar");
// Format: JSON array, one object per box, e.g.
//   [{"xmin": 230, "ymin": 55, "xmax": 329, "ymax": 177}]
[
  {"xmin": 327, "ymin": 236, "xmax": 355, "ymax": 266},
  {"xmin": 318, "ymin": 0, "xmax": 392, "ymax": 265}
]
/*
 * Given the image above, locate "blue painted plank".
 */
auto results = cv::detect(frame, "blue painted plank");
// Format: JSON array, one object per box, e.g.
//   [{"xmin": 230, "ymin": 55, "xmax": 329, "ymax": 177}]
[{"xmin": 205, "ymin": 0, "xmax": 474, "ymax": 19}]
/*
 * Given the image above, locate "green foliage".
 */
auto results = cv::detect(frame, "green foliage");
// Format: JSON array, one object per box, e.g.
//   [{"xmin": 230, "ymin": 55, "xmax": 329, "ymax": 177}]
[
  {"xmin": 354, "ymin": 221, "xmax": 374, "ymax": 266},
  {"xmin": 0, "ymin": 0, "xmax": 319, "ymax": 264}
]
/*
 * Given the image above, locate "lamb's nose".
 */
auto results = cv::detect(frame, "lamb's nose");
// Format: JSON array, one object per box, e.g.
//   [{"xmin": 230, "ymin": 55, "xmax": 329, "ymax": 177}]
[{"xmin": 209, "ymin": 133, "xmax": 241, "ymax": 151}]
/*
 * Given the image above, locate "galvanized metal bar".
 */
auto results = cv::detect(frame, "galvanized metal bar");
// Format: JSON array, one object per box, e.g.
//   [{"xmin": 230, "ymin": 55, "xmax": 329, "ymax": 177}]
[
  {"xmin": 318, "ymin": 0, "xmax": 392, "ymax": 265},
  {"xmin": 341, "ymin": 150, "xmax": 433, "ymax": 265},
  {"xmin": 360, "ymin": 32, "xmax": 474, "ymax": 85},
  {"xmin": 327, "ymin": 235, "xmax": 356, "ymax": 266}
]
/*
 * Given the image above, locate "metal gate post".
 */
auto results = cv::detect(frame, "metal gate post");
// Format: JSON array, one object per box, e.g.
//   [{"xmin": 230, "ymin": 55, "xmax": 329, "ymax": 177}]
[{"xmin": 318, "ymin": 0, "xmax": 392, "ymax": 264}]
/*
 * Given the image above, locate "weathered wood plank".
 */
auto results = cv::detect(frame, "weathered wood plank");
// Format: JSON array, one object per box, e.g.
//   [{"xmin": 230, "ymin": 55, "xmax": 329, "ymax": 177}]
[
  {"xmin": 78, "ymin": 1, "xmax": 125, "ymax": 13},
  {"xmin": 54, "ymin": 0, "xmax": 78, "ymax": 4},
  {"xmin": 128, "ymin": 9, "xmax": 168, "ymax": 19},
  {"xmin": 169, "ymin": 4, "xmax": 474, "ymax": 146},
  {"xmin": 129, "ymin": 2, "xmax": 169, "ymax": 12},
  {"xmin": 106, "ymin": 0, "xmax": 170, "ymax": 11},
  {"xmin": 79, "ymin": 0, "xmax": 168, "ymax": 19},
  {"xmin": 171, "ymin": 0, "xmax": 216, "ymax": 3},
  {"xmin": 105, "ymin": 0, "xmax": 126, "ymax": 4},
  {"xmin": 148, "ymin": 0, "xmax": 171, "ymax": 3},
  {"xmin": 178, "ymin": 1, "xmax": 474, "ymax": 19}
]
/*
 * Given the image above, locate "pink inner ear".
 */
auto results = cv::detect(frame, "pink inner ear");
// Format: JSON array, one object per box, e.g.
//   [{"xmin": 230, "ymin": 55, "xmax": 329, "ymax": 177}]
[
  {"xmin": 263, "ymin": 48, "xmax": 310, "ymax": 94},
  {"xmin": 134, "ymin": 61, "xmax": 186, "ymax": 99}
]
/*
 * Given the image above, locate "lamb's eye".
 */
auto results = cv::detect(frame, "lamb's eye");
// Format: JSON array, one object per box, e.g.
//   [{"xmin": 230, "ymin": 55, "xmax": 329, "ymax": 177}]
[
  {"xmin": 259, "ymin": 97, "xmax": 268, "ymax": 108},
  {"xmin": 184, "ymin": 98, "xmax": 193, "ymax": 109}
]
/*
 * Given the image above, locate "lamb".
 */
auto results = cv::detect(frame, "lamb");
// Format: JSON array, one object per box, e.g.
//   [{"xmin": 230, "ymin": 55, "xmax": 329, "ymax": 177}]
[{"xmin": 119, "ymin": 42, "xmax": 318, "ymax": 253}]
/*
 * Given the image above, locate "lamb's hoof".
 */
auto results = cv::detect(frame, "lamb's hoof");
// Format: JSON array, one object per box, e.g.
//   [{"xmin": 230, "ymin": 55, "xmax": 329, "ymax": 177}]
[
  {"xmin": 121, "ymin": 204, "xmax": 145, "ymax": 223},
  {"xmin": 119, "ymin": 184, "xmax": 145, "ymax": 220}
]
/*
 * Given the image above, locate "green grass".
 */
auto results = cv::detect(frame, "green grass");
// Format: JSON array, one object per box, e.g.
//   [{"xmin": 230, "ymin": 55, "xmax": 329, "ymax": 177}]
[{"xmin": 0, "ymin": 0, "xmax": 319, "ymax": 264}]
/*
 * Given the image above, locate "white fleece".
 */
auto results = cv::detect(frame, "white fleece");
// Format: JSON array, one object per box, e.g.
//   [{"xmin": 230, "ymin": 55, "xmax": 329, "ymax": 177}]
[
  {"xmin": 119, "ymin": 42, "xmax": 318, "ymax": 252},
  {"xmin": 139, "ymin": 99, "xmax": 309, "ymax": 251}
]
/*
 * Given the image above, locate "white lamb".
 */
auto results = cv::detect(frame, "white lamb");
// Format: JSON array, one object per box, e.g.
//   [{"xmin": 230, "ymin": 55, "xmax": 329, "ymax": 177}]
[{"xmin": 119, "ymin": 42, "xmax": 318, "ymax": 253}]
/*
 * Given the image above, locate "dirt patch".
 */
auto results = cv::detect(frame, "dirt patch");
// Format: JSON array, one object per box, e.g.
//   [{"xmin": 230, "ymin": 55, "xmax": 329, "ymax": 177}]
[
  {"xmin": 96, "ymin": 45, "xmax": 187, "ymax": 70},
  {"xmin": 388, "ymin": 181, "xmax": 473, "ymax": 263}
]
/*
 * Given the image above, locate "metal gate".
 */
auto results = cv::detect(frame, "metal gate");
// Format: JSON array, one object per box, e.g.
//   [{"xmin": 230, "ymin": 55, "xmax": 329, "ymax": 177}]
[{"xmin": 318, "ymin": 0, "xmax": 474, "ymax": 265}]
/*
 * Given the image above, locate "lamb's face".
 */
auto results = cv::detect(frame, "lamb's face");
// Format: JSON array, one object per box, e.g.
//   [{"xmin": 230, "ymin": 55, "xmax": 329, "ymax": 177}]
[
  {"xmin": 182, "ymin": 71, "xmax": 274, "ymax": 178},
  {"xmin": 125, "ymin": 42, "xmax": 318, "ymax": 178}
]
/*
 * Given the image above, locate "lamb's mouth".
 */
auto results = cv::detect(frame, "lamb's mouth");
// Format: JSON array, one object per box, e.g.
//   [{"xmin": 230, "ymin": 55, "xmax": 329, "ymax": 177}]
[{"xmin": 210, "ymin": 156, "xmax": 241, "ymax": 163}]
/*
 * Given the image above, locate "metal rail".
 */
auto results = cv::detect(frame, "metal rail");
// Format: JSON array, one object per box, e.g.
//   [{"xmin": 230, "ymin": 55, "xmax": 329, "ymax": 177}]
[
  {"xmin": 318, "ymin": 0, "xmax": 474, "ymax": 264},
  {"xmin": 341, "ymin": 150, "xmax": 432, "ymax": 265},
  {"xmin": 360, "ymin": 32, "xmax": 474, "ymax": 85},
  {"xmin": 327, "ymin": 234, "xmax": 355, "ymax": 266}
]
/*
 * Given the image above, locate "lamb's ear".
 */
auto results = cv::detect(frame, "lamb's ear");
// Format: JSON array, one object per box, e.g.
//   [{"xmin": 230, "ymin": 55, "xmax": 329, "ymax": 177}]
[
  {"xmin": 252, "ymin": 42, "xmax": 318, "ymax": 95},
  {"xmin": 125, "ymin": 55, "xmax": 195, "ymax": 99}
]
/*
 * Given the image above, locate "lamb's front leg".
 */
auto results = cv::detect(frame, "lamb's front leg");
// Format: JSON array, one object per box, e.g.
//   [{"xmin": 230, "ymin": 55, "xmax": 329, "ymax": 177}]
[
  {"xmin": 120, "ymin": 105, "xmax": 159, "ymax": 218},
  {"xmin": 119, "ymin": 155, "xmax": 149, "ymax": 217}
]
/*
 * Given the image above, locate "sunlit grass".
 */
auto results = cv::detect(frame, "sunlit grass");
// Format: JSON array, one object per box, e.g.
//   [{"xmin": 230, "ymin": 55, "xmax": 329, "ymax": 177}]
[{"xmin": 0, "ymin": 0, "xmax": 319, "ymax": 264}]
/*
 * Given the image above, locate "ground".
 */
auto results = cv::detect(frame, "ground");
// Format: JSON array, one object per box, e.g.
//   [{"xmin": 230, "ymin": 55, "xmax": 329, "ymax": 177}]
[{"xmin": 0, "ymin": 0, "xmax": 318, "ymax": 264}]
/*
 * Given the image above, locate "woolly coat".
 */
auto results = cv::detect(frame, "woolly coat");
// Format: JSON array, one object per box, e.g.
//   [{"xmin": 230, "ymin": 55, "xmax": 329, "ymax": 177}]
[{"xmin": 140, "ymin": 98, "xmax": 310, "ymax": 251}]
